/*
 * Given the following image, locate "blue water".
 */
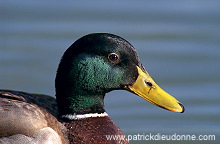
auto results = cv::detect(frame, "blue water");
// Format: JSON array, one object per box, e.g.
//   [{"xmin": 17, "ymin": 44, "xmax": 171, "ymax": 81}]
[{"xmin": 1, "ymin": 0, "xmax": 220, "ymax": 143}]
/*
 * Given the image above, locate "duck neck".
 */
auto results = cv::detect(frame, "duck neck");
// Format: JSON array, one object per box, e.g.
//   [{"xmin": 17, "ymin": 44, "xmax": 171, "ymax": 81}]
[
  {"xmin": 56, "ymin": 90, "xmax": 106, "ymax": 116},
  {"xmin": 55, "ymin": 53, "xmax": 109, "ymax": 117}
]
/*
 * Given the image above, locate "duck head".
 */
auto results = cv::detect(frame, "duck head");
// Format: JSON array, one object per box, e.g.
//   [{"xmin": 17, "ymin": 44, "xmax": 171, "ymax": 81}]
[{"xmin": 55, "ymin": 33, "xmax": 184, "ymax": 116}]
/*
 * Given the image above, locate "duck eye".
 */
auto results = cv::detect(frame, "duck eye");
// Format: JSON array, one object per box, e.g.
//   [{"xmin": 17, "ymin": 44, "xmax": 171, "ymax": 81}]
[{"xmin": 108, "ymin": 53, "xmax": 120, "ymax": 63}]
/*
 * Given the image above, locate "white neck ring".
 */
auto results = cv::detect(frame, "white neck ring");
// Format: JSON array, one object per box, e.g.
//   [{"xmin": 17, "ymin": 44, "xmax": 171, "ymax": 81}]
[{"xmin": 61, "ymin": 112, "xmax": 108, "ymax": 120}]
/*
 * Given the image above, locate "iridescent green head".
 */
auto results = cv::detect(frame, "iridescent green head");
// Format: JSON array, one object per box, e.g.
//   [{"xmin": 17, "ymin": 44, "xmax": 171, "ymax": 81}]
[{"xmin": 55, "ymin": 33, "xmax": 184, "ymax": 116}]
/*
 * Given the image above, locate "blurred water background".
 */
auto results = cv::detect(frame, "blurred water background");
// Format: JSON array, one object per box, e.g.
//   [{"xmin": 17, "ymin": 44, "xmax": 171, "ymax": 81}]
[{"xmin": 1, "ymin": 0, "xmax": 220, "ymax": 143}]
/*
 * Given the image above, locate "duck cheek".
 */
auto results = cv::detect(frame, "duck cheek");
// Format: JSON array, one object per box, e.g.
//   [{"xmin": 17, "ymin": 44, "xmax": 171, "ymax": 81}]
[{"xmin": 120, "ymin": 67, "xmax": 139, "ymax": 87}]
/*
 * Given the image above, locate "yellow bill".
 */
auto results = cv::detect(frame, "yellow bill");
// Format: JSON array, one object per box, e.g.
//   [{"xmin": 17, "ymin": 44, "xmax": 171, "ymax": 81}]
[{"xmin": 127, "ymin": 66, "xmax": 184, "ymax": 113}]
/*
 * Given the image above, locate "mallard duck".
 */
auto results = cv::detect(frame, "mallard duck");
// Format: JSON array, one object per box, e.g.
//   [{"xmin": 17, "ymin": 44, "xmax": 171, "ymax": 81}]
[{"xmin": 0, "ymin": 33, "xmax": 184, "ymax": 144}]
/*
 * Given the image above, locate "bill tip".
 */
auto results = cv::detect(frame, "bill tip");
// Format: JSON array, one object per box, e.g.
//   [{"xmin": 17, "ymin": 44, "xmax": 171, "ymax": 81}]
[{"xmin": 178, "ymin": 102, "xmax": 185, "ymax": 113}]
